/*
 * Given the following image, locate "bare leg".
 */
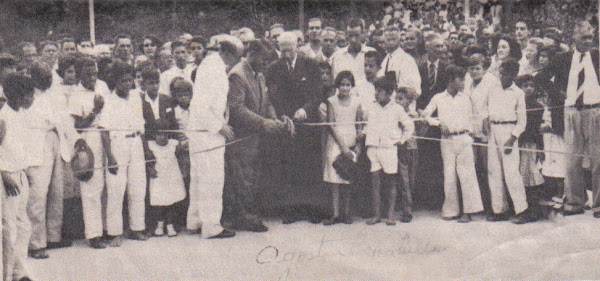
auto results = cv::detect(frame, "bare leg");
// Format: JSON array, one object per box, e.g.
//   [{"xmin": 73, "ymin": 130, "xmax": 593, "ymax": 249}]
[
  {"xmin": 324, "ymin": 184, "xmax": 341, "ymax": 225},
  {"xmin": 367, "ymin": 171, "xmax": 382, "ymax": 225},
  {"xmin": 387, "ymin": 173, "xmax": 398, "ymax": 226}
]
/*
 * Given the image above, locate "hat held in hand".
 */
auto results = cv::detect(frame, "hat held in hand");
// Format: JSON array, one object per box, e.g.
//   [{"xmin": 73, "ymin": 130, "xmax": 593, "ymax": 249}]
[{"xmin": 71, "ymin": 139, "xmax": 94, "ymax": 182}]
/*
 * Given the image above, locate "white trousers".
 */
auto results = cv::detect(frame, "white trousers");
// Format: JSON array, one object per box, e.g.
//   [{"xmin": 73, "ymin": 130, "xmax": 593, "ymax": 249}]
[
  {"xmin": 188, "ymin": 132, "xmax": 224, "ymax": 239},
  {"xmin": 440, "ymin": 134, "xmax": 483, "ymax": 217},
  {"xmin": 79, "ymin": 131, "xmax": 106, "ymax": 239},
  {"xmin": 25, "ymin": 131, "xmax": 62, "ymax": 251},
  {"xmin": 488, "ymin": 124, "xmax": 528, "ymax": 214},
  {"xmin": 3, "ymin": 171, "xmax": 31, "ymax": 280},
  {"xmin": 105, "ymin": 136, "xmax": 147, "ymax": 236}
]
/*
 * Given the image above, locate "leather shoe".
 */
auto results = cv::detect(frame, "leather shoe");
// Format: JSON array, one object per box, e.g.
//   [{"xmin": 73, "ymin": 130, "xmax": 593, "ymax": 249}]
[
  {"xmin": 562, "ymin": 209, "xmax": 584, "ymax": 216},
  {"xmin": 486, "ymin": 212, "xmax": 509, "ymax": 222},
  {"xmin": 28, "ymin": 249, "xmax": 49, "ymax": 259},
  {"xmin": 89, "ymin": 237, "xmax": 107, "ymax": 249},
  {"xmin": 129, "ymin": 231, "xmax": 149, "ymax": 241},
  {"xmin": 47, "ymin": 240, "xmax": 72, "ymax": 249},
  {"xmin": 400, "ymin": 214, "xmax": 413, "ymax": 223},
  {"xmin": 511, "ymin": 211, "xmax": 535, "ymax": 224},
  {"xmin": 209, "ymin": 229, "xmax": 236, "ymax": 239}
]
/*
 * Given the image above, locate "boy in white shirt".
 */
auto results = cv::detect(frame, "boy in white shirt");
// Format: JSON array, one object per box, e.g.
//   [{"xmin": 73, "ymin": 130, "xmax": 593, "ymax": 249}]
[
  {"xmin": 486, "ymin": 58, "xmax": 531, "ymax": 224},
  {"xmin": 422, "ymin": 65, "xmax": 483, "ymax": 223},
  {"xmin": 1, "ymin": 73, "xmax": 36, "ymax": 281},
  {"xmin": 99, "ymin": 62, "xmax": 148, "ymax": 246},
  {"xmin": 364, "ymin": 74, "xmax": 414, "ymax": 225}
]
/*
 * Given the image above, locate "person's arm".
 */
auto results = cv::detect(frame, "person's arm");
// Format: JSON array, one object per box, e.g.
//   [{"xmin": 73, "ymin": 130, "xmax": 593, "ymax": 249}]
[
  {"xmin": 421, "ymin": 94, "xmax": 440, "ymax": 126},
  {"xmin": 325, "ymin": 100, "xmax": 352, "ymax": 158},
  {"xmin": 398, "ymin": 106, "xmax": 415, "ymax": 144},
  {"xmin": 73, "ymin": 95, "xmax": 104, "ymax": 130},
  {"xmin": 228, "ymin": 74, "xmax": 274, "ymax": 132},
  {"xmin": 100, "ymin": 130, "xmax": 117, "ymax": 174}
]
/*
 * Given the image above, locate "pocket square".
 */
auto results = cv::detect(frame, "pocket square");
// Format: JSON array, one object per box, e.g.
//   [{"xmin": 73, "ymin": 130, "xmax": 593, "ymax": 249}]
[{"xmin": 301, "ymin": 77, "xmax": 307, "ymax": 81}]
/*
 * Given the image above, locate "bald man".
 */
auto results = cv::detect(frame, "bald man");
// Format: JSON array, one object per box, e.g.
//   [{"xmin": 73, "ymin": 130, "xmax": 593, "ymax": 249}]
[{"xmin": 265, "ymin": 32, "xmax": 324, "ymax": 224}]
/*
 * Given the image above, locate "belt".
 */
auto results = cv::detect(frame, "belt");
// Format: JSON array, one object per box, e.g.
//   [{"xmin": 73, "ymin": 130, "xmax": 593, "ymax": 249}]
[
  {"xmin": 447, "ymin": 130, "xmax": 469, "ymax": 136},
  {"xmin": 490, "ymin": 120, "xmax": 517, "ymax": 125},
  {"xmin": 125, "ymin": 131, "xmax": 142, "ymax": 138},
  {"xmin": 572, "ymin": 102, "xmax": 600, "ymax": 110}
]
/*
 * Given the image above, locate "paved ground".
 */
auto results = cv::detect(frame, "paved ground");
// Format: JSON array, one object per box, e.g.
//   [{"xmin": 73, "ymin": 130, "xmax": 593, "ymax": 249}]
[{"xmin": 31, "ymin": 211, "xmax": 600, "ymax": 281}]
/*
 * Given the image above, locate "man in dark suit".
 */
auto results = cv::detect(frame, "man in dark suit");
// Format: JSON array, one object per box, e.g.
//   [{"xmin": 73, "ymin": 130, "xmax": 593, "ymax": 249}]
[
  {"xmin": 415, "ymin": 33, "xmax": 450, "ymax": 209},
  {"xmin": 224, "ymin": 39, "xmax": 287, "ymax": 232},
  {"xmin": 264, "ymin": 31, "xmax": 325, "ymax": 224},
  {"xmin": 535, "ymin": 20, "xmax": 600, "ymax": 217}
]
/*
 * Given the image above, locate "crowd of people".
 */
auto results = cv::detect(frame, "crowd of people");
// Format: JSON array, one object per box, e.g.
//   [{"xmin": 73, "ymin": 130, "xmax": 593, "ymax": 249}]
[{"xmin": 0, "ymin": 1, "xmax": 599, "ymax": 280}]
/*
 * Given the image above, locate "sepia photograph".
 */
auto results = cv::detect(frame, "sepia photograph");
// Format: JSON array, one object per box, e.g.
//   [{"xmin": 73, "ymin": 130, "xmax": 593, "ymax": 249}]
[{"xmin": 0, "ymin": 0, "xmax": 600, "ymax": 280}]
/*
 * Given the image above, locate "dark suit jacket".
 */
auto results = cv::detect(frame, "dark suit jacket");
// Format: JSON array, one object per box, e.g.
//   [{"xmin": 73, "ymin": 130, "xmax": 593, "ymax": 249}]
[
  {"xmin": 416, "ymin": 56, "xmax": 449, "ymax": 110},
  {"xmin": 265, "ymin": 55, "xmax": 323, "ymax": 122},
  {"xmin": 140, "ymin": 93, "xmax": 178, "ymax": 140},
  {"xmin": 535, "ymin": 49, "xmax": 600, "ymax": 135},
  {"xmin": 228, "ymin": 59, "xmax": 277, "ymax": 155}
]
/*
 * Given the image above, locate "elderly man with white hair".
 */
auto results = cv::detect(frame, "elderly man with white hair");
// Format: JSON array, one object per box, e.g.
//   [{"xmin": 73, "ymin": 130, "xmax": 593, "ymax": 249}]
[
  {"xmin": 265, "ymin": 31, "xmax": 325, "ymax": 224},
  {"xmin": 187, "ymin": 35, "xmax": 243, "ymax": 239}
]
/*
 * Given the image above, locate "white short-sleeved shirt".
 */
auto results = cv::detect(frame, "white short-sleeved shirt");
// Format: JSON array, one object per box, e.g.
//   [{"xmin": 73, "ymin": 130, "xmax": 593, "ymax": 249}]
[
  {"xmin": 0, "ymin": 106, "xmax": 29, "ymax": 172},
  {"xmin": 97, "ymin": 92, "xmax": 145, "ymax": 139},
  {"xmin": 330, "ymin": 45, "xmax": 376, "ymax": 83},
  {"xmin": 363, "ymin": 101, "xmax": 415, "ymax": 148}
]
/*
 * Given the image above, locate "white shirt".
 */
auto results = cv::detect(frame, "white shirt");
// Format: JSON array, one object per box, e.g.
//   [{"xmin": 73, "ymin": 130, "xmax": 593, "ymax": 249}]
[
  {"xmin": 566, "ymin": 50, "xmax": 600, "ymax": 106},
  {"xmin": 487, "ymin": 83, "xmax": 527, "ymax": 138},
  {"xmin": 97, "ymin": 92, "xmax": 145, "ymax": 139},
  {"xmin": 174, "ymin": 105, "xmax": 190, "ymax": 132},
  {"xmin": 363, "ymin": 100, "xmax": 414, "ymax": 147},
  {"xmin": 159, "ymin": 65, "xmax": 195, "ymax": 97},
  {"xmin": 377, "ymin": 46, "xmax": 422, "ymax": 95},
  {"xmin": 330, "ymin": 45, "xmax": 376, "ymax": 83},
  {"xmin": 464, "ymin": 72, "xmax": 499, "ymax": 138},
  {"xmin": 189, "ymin": 53, "xmax": 228, "ymax": 134},
  {"xmin": 69, "ymin": 85, "xmax": 107, "ymax": 128},
  {"xmin": 0, "ymin": 106, "xmax": 29, "ymax": 172},
  {"xmin": 24, "ymin": 89, "xmax": 63, "ymax": 166},
  {"xmin": 422, "ymin": 90, "xmax": 474, "ymax": 134},
  {"xmin": 352, "ymin": 79, "xmax": 376, "ymax": 109}
]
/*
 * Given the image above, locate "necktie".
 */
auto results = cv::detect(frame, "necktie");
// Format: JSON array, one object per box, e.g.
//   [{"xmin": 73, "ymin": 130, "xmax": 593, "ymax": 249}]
[
  {"xmin": 575, "ymin": 53, "xmax": 586, "ymax": 109},
  {"xmin": 384, "ymin": 55, "xmax": 392, "ymax": 73},
  {"xmin": 428, "ymin": 62, "xmax": 436, "ymax": 90}
]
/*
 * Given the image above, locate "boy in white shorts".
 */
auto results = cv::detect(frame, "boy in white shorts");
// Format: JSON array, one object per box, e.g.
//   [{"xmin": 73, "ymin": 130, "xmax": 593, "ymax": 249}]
[{"xmin": 363, "ymin": 74, "xmax": 414, "ymax": 225}]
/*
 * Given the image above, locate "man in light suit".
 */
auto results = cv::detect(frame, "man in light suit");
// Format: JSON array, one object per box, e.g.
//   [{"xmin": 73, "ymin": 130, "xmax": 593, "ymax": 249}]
[
  {"xmin": 187, "ymin": 35, "xmax": 242, "ymax": 239},
  {"xmin": 536, "ymin": 20, "xmax": 600, "ymax": 217},
  {"xmin": 224, "ymin": 39, "xmax": 287, "ymax": 232}
]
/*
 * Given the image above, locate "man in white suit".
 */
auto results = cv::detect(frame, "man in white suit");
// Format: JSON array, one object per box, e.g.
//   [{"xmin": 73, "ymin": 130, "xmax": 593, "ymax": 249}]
[{"xmin": 187, "ymin": 35, "xmax": 242, "ymax": 239}]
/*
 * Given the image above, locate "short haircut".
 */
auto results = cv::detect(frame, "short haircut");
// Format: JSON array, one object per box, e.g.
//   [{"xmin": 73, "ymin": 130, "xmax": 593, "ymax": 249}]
[
  {"xmin": 321, "ymin": 27, "xmax": 337, "ymax": 37},
  {"xmin": 57, "ymin": 54, "xmax": 79, "ymax": 78},
  {"xmin": 220, "ymin": 40, "xmax": 239, "ymax": 56},
  {"xmin": 75, "ymin": 56, "xmax": 97, "ymax": 79},
  {"xmin": 0, "ymin": 53, "xmax": 16, "ymax": 70},
  {"xmin": 515, "ymin": 19, "xmax": 531, "ymax": 30},
  {"xmin": 516, "ymin": 74, "xmax": 535, "ymax": 87},
  {"xmin": 499, "ymin": 58, "xmax": 520, "ymax": 77},
  {"xmin": 445, "ymin": 65, "xmax": 466, "ymax": 81},
  {"xmin": 373, "ymin": 72, "xmax": 396, "ymax": 94},
  {"xmin": 189, "ymin": 35, "xmax": 207, "ymax": 46},
  {"xmin": 141, "ymin": 65, "xmax": 160, "ymax": 82},
  {"xmin": 2, "ymin": 73, "xmax": 34, "ymax": 109},
  {"xmin": 364, "ymin": 50, "xmax": 383, "ymax": 66},
  {"xmin": 140, "ymin": 35, "xmax": 161, "ymax": 49},
  {"xmin": 397, "ymin": 87, "xmax": 418, "ymax": 101},
  {"xmin": 318, "ymin": 61, "xmax": 332, "ymax": 71},
  {"xmin": 270, "ymin": 23, "xmax": 284, "ymax": 32},
  {"xmin": 60, "ymin": 37, "xmax": 76, "ymax": 46},
  {"xmin": 114, "ymin": 34, "xmax": 132, "ymax": 45},
  {"xmin": 170, "ymin": 77, "xmax": 193, "ymax": 96},
  {"xmin": 107, "ymin": 61, "xmax": 134, "ymax": 90},
  {"xmin": 466, "ymin": 53, "xmax": 486, "ymax": 68},
  {"xmin": 171, "ymin": 40, "xmax": 187, "ymax": 51},
  {"xmin": 464, "ymin": 45, "xmax": 487, "ymax": 57},
  {"xmin": 39, "ymin": 40, "xmax": 59, "ymax": 51},
  {"xmin": 334, "ymin": 70, "xmax": 355, "ymax": 88},
  {"xmin": 29, "ymin": 61, "xmax": 53, "ymax": 91},
  {"xmin": 247, "ymin": 39, "xmax": 269, "ymax": 55},
  {"xmin": 308, "ymin": 18, "xmax": 322, "ymax": 25},
  {"xmin": 347, "ymin": 18, "xmax": 365, "ymax": 32},
  {"xmin": 18, "ymin": 41, "xmax": 36, "ymax": 56},
  {"xmin": 538, "ymin": 44, "xmax": 559, "ymax": 59},
  {"xmin": 278, "ymin": 31, "xmax": 298, "ymax": 46}
]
